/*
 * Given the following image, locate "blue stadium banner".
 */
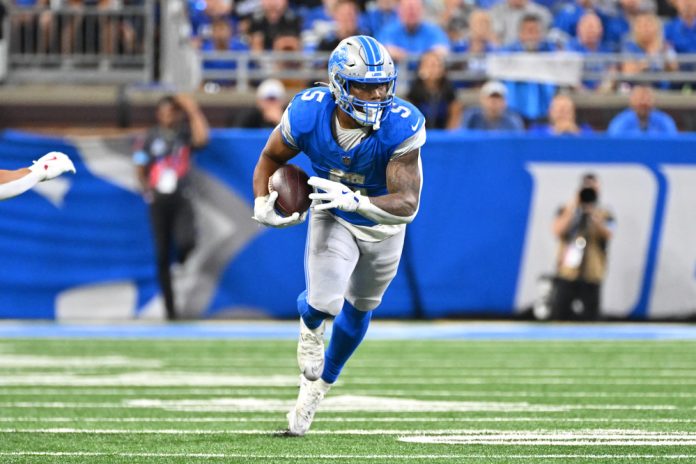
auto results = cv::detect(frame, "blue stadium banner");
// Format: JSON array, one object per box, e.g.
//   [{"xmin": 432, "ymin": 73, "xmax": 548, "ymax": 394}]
[{"xmin": 1, "ymin": 129, "xmax": 695, "ymax": 320}]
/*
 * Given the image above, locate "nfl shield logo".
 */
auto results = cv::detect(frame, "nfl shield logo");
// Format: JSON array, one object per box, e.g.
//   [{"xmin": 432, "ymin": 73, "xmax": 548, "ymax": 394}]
[{"xmin": 342, "ymin": 156, "xmax": 351, "ymax": 166}]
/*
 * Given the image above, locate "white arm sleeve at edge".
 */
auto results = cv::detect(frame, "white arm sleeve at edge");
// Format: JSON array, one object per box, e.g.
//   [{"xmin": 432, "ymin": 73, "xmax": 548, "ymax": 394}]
[
  {"xmin": 357, "ymin": 154, "xmax": 424, "ymax": 225},
  {"xmin": 0, "ymin": 171, "xmax": 42, "ymax": 200}
]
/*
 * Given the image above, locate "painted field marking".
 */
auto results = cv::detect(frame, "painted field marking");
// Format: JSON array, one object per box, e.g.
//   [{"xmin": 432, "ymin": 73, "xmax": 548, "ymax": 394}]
[
  {"xmin": 3, "ymin": 428, "xmax": 696, "ymax": 445},
  {"xmin": 0, "ymin": 355, "xmax": 161, "ymax": 368},
  {"xmin": 2, "ymin": 387, "xmax": 696, "ymax": 400},
  {"xmin": 1, "ymin": 452, "xmax": 696, "ymax": 460},
  {"xmin": 1, "ymin": 417, "xmax": 695, "ymax": 424},
  {"xmin": 0, "ymin": 397, "xmax": 682, "ymax": 412},
  {"xmin": 4, "ymin": 372, "xmax": 696, "ymax": 387}
]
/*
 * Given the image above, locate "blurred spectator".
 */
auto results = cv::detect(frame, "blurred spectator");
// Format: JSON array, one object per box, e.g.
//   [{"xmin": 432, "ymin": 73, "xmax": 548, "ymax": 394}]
[
  {"xmin": 621, "ymin": 13, "xmax": 678, "ymax": 89},
  {"xmin": 550, "ymin": 173, "xmax": 614, "ymax": 321},
  {"xmin": 437, "ymin": 0, "xmax": 471, "ymax": 32},
  {"xmin": 528, "ymin": 94, "xmax": 594, "ymax": 134},
  {"xmin": 451, "ymin": 10, "xmax": 497, "ymax": 86},
  {"xmin": 272, "ymin": 34, "xmax": 306, "ymax": 91},
  {"xmin": 377, "ymin": 0, "xmax": 450, "ymax": 62},
  {"xmin": 133, "ymin": 94, "xmax": 210, "ymax": 321},
  {"xmin": 461, "ymin": 80, "xmax": 525, "ymax": 131},
  {"xmin": 200, "ymin": 17, "xmax": 250, "ymax": 88},
  {"xmin": 552, "ymin": 0, "xmax": 598, "ymax": 43},
  {"xmin": 360, "ymin": 0, "xmax": 398, "ymax": 37},
  {"xmin": 188, "ymin": 0, "xmax": 234, "ymax": 44},
  {"xmin": 665, "ymin": 0, "xmax": 696, "ymax": 55},
  {"xmin": 566, "ymin": 12, "xmax": 614, "ymax": 90},
  {"xmin": 452, "ymin": 9, "xmax": 498, "ymax": 53},
  {"xmin": 500, "ymin": 14, "xmax": 558, "ymax": 121},
  {"xmin": 607, "ymin": 85, "xmax": 678, "ymax": 134},
  {"xmin": 249, "ymin": 0, "xmax": 302, "ymax": 51},
  {"xmin": 406, "ymin": 51, "xmax": 462, "ymax": 129},
  {"xmin": 602, "ymin": 0, "xmax": 651, "ymax": 51},
  {"xmin": 300, "ymin": 0, "xmax": 337, "ymax": 50},
  {"xmin": 317, "ymin": 0, "xmax": 363, "ymax": 51},
  {"xmin": 232, "ymin": 78, "xmax": 287, "ymax": 127},
  {"xmin": 11, "ymin": 0, "xmax": 53, "ymax": 54},
  {"xmin": 489, "ymin": 0, "xmax": 552, "ymax": 46}
]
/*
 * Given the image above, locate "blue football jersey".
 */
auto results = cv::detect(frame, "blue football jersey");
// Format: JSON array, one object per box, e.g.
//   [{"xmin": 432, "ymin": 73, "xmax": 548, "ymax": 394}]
[{"xmin": 281, "ymin": 87, "xmax": 425, "ymax": 227}]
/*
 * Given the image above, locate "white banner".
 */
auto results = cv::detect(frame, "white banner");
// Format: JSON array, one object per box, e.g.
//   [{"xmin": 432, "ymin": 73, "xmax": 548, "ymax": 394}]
[{"xmin": 487, "ymin": 52, "xmax": 583, "ymax": 86}]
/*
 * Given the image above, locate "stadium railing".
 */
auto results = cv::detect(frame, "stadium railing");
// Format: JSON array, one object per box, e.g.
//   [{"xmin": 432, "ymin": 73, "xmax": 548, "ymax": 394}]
[{"xmin": 5, "ymin": 1, "xmax": 155, "ymax": 84}]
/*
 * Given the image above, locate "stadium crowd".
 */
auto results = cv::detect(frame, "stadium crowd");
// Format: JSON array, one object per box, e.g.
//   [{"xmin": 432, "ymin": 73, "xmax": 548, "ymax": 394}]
[
  {"xmin": 8, "ymin": 0, "xmax": 695, "ymax": 131},
  {"xmin": 184, "ymin": 0, "xmax": 693, "ymax": 130}
]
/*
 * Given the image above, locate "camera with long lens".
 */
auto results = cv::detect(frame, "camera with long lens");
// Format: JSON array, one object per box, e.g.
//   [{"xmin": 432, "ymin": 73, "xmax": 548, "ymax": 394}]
[{"xmin": 578, "ymin": 186, "xmax": 598, "ymax": 205}]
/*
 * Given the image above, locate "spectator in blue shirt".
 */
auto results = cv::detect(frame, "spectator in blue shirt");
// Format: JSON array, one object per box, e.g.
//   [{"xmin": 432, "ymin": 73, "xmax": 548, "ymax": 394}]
[
  {"xmin": 360, "ymin": 0, "xmax": 398, "ymax": 37},
  {"xmin": 499, "ymin": 14, "xmax": 558, "ymax": 120},
  {"xmin": 452, "ymin": 9, "xmax": 498, "ymax": 54},
  {"xmin": 450, "ymin": 10, "xmax": 498, "ymax": 86},
  {"xmin": 665, "ymin": 0, "xmax": 696, "ymax": 55},
  {"xmin": 377, "ymin": 0, "xmax": 450, "ymax": 62},
  {"xmin": 621, "ymin": 13, "xmax": 678, "ymax": 89},
  {"xmin": 552, "ymin": 0, "xmax": 596, "ymax": 42},
  {"xmin": 490, "ymin": 0, "xmax": 552, "ymax": 46},
  {"xmin": 317, "ymin": 0, "xmax": 364, "ymax": 51},
  {"xmin": 200, "ymin": 17, "xmax": 249, "ymax": 87},
  {"xmin": 566, "ymin": 12, "xmax": 614, "ymax": 90},
  {"xmin": 461, "ymin": 80, "xmax": 525, "ymax": 131},
  {"xmin": 528, "ymin": 94, "xmax": 594, "ymax": 134},
  {"xmin": 607, "ymin": 85, "xmax": 678, "ymax": 134}
]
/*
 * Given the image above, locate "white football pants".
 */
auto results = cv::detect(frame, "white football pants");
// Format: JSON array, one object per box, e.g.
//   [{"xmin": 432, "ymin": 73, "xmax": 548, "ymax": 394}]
[{"xmin": 305, "ymin": 209, "xmax": 405, "ymax": 315}]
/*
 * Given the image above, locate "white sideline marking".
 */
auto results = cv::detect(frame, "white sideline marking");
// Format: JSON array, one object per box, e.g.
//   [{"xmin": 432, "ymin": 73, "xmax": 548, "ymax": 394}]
[
  {"xmin": 0, "ymin": 396, "xmax": 680, "ymax": 412},
  {"xmin": 5, "ymin": 372, "xmax": 696, "ymax": 387},
  {"xmin": 2, "ymin": 452, "xmax": 695, "ymax": 460},
  {"xmin": 3, "ymin": 387, "xmax": 696, "ymax": 400},
  {"xmin": 399, "ymin": 431, "xmax": 696, "ymax": 446},
  {"xmin": 0, "ymin": 355, "xmax": 161, "ymax": 368},
  {"xmin": 2, "ymin": 417, "xmax": 695, "ymax": 424},
  {"xmin": 3, "ymin": 428, "xmax": 696, "ymax": 446},
  {"xmin": 0, "ymin": 373, "xmax": 296, "ymax": 387}
]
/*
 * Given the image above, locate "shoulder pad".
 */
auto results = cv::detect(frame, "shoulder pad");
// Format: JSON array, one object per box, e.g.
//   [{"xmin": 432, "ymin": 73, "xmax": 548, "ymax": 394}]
[
  {"xmin": 381, "ymin": 97, "xmax": 425, "ymax": 145},
  {"xmin": 287, "ymin": 87, "xmax": 333, "ymax": 136}
]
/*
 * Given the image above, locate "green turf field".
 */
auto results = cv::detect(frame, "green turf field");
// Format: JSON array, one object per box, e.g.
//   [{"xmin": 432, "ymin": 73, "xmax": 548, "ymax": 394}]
[{"xmin": 1, "ymin": 336, "xmax": 696, "ymax": 463}]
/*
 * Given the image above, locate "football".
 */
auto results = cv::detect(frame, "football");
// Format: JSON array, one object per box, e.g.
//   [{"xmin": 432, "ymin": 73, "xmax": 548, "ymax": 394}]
[{"xmin": 268, "ymin": 164, "xmax": 312, "ymax": 217}]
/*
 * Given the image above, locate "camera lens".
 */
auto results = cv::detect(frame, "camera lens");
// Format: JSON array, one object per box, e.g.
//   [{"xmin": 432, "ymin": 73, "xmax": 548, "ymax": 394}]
[{"xmin": 579, "ymin": 187, "xmax": 597, "ymax": 204}]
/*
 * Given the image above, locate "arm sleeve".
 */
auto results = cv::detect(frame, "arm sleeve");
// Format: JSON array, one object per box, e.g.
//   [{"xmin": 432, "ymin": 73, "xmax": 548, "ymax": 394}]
[{"xmin": 0, "ymin": 171, "xmax": 42, "ymax": 201}]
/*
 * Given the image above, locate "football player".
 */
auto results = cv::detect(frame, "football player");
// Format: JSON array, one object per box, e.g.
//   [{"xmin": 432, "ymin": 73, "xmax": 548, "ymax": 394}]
[
  {"xmin": 252, "ymin": 35, "xmax": 425, "ymax": 436},
  {"xmin": 0, "ymin": 152, "xmax": 76, "ymax": 200}
]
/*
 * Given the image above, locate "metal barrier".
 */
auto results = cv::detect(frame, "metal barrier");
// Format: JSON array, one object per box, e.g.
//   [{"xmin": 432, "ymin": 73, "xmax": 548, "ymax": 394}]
[
  {"xmin": 198, "ymin": 50, "xmax": 696, "ymax": 92},
  {"xmin": 6, "ymin": 2, "xmax": 154, "ymax": 84}
]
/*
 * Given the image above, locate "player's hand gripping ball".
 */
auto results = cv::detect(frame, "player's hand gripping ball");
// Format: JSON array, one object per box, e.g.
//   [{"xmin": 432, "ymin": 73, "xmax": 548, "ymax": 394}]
[
  {"xmin": 252, "ymin": 165, "xmax": 310, "ymax": 228},
  {"xmin": 268, "ymin": 164, "xmax": 312, "ymax": 217}
]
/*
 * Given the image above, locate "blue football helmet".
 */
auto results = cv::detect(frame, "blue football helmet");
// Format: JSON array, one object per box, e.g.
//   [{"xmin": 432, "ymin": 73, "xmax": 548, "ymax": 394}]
[{"xmin": 328, "ymin": 35, "xmax": 397, "ymax": 129}]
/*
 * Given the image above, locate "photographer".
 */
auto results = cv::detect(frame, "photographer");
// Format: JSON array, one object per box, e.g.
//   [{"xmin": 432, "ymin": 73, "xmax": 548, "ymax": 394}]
[{"xmin": 550, "ymin": 173, "xmax": 614, "ymax": 321}]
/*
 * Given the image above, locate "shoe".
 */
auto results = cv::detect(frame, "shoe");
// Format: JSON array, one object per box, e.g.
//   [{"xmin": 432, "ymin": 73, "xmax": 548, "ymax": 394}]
[
  {"xmin": 285, "ymin": 374, "xmax": 331, "ymax": 437},
  {"xmin": 297, "ymin": 318, "xmax": 325, "ymax": 381}
]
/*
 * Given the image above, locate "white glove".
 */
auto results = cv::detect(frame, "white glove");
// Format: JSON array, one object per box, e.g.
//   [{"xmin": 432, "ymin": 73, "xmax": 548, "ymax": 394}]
[
  {"xmin": 28, "ymin": 151, "xmax": 76, "ymax": 182},
  {"xmin": 252, "ymin": 191, "xmax": 307, "ymax": 228},
  {"xmin": 308, "ymin": 176, "xmax": 368, "ymax": 213}
]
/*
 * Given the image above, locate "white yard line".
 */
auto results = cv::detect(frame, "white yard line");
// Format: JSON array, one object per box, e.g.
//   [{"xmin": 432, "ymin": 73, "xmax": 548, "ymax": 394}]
[
  {"xmin": 0, "ymin": 355, "xmax": 161, "ymax": 368},
  {"xmin": 0, "ymin": 398, "xmax": 682, "ymax": 412},
  {"xmin": 2, "ymin": 428, "xmax": 696, "ymax": 438},
  {"xmin": 4, "ymin": 372, "xmax": 696, "ymax": 387},
  {"xmin": 1, "ymin": 417, "xmax": 695, "ymax": 424},
  {"xmin": 1, "ymin": 452, "xmax": 695, "ymax": 460},
  {"xmin": 2, "ymin": 387, "xmax": 696, "ymax": 400}
]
